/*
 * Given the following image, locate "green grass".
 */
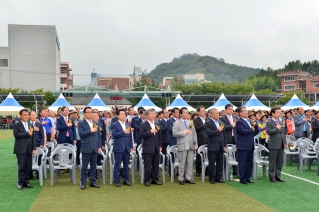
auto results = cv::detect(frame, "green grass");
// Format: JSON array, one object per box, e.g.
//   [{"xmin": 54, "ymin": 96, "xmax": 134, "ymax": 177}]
[{"xmin": 0, "ymin": 131, "xmax": 44, "ymax": 212}]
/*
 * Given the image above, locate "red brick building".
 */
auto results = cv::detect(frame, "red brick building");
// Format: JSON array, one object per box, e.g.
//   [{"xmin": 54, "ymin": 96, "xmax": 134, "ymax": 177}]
[
  {"xmin": 60, "ymin": 62, "xmax": 73, "ymax": 90},
  {"xmin": 277, "ymin": 70, "xmax": 319, "ymax": 101}
]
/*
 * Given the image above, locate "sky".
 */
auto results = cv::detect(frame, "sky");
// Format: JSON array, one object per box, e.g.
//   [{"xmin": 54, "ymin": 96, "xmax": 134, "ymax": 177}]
[{"xmin": 1, "ymin": 0, "xmax": 319, "ymax": 85}]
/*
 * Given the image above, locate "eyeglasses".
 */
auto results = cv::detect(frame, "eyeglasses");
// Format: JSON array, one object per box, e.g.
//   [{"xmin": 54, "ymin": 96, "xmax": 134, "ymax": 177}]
[{"xmin": 85, "ymin": 112, "xmax": 93, "ymax": 114}]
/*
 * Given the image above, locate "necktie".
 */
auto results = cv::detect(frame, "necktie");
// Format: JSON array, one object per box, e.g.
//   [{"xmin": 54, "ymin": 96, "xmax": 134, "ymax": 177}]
[
  {"xmin": 228, "ymin": 115, "xmax": 233, "ymax": 135},
  {"xmin": 65, "ymin": 117, "xmax": 70, "ymax": 137},
  {"xmin": 184, "ymin": 120, "xmax": 188, "ymax": 129}
]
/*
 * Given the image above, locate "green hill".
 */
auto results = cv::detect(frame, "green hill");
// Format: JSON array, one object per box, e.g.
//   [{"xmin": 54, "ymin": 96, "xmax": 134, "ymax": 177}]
[{"xmin": 147, "ymin": 53, "xmax": 260, "ymax": 83}]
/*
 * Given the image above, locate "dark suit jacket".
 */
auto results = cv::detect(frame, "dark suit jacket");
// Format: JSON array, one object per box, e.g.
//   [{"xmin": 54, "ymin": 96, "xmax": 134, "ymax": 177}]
[
  {"xmin": 98, "ymin": 118, "xmax": 106, "ymax": 146},
  {"xmin": 312, "ymin": 119, "xmax": 319, "ymax": 142},
  {"xmin": 110, "ymin": 121, "xmax": 133, "ymax": 153},
  {"xmin": 78, "ymin": 120, "xmax": 102, "ymax": 153},
  {"xmin": 13, "ymin": 121, "xmax": 36, "ymax": 155},
  {"xmin": 131, "ymin": 116, "xmax": 139, "ymax": 141},
  {"xmin": 32, "ymin": 121, "xmax": 44, "ymax": 147},
  {"xmin": 56, "ymin": 116, "xmax": 76, "ymax": 143},
  {"xmin": 134, "ymin": 118, "xmax": 143, "ymax": 145},
  {"xmin": 266, "ymin": 119, "xmax": 286, "ymax": 149},
  {"xmin": 159, "ymin": 119, "xmax": 169, "ymax": 144},
  {"xmin": 167, "ymin": 117, "xmax": 177, "ymax": 146},
  {"xmin": 219, "ymin": 115, "xmax": 237, "ymax": 144},
  {"xmin": 140, "ymin": 121, "xmax": 162, "ymax": 153},
  {"xmin": 205, "ymin": 119, "xmax": 226, "ymax": 151},
  {"xmin": 193, "ymin": 116, "xmax": 207, "ymax": 146},
  {"xmin": 236, "ymin": 118, "xmax": 255, "ymax": 151}
]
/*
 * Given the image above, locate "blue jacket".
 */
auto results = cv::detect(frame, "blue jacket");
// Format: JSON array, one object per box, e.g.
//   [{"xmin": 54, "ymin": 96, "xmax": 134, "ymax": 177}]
[
  {"xmin": 78, "ymin": 120, "xmax": 102, "ymax": 153},
  {"xmin": 110, "ymin": 121, "xmax": 133, "ymax": 153},
  {"xmin": 32, "ymin": 121, "xmax": 44, "ymax": 147},
  {"xmin": 236, "ymin": 118, "xmax": 255, "ymax": 151},
  {"xmin": 159, "ymin": 119, "xmax": 169, "ymax": 144},
  {"xmin": 167, "ymin": 117, "xmax": 177, "ymax": 146},
  {"xmin": 56, "ymin": 116, "xmax": 76, "ymax": 143}
]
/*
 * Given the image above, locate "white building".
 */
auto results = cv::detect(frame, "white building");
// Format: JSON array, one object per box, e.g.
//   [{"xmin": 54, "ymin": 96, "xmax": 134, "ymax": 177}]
[{"xmin": 0, "ymin": 24, "xmax": 61, "ymax": 91}]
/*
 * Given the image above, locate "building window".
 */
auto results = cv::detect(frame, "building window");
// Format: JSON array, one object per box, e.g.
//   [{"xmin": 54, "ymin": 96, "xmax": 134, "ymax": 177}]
[
  {"xmin": 314, "ymin": 83, "xmax": 319, "ymax": 88},
  {"xmin": 61, "ymin": 79, "xmax": 65, "ymax": 84},
  {"xmin": 69, "ymin": 80, "xmax": 73, "ymax": 86},
  {"xmin": 284, "ymin": 76, "xmax": 295, "ymax": 82},
  {"xmin": 0, "ymin": 59, "xmax": 8, "ymax": 67},
  {"xmin": 61, "ymin": 69, "xmax": 65, "ymax": 74},
  {"xmin": 284, "ymin": 84, "xmax": 295, "ymax": 91}
]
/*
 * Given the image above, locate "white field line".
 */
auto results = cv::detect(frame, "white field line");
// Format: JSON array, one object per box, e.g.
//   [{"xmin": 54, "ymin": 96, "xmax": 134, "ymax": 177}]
[{"xmin": 257, "ymin": 165, "xmax": 319, "ymax": 186}]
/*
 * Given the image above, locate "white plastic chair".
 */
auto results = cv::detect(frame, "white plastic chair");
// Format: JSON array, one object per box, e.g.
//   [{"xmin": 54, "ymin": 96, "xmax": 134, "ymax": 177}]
[
  {"xmin": 197, "ymin": 144, "xmax": 209, "ymax": 182},
  {"xmin": 283, "ymin": 138, "xmax": 299, "ymax": 166},
  {"xmin": 167, "ymin": 145, "xmax": 179, "ymax": 183},
  {"xmin": 253, "ymin": 144, "xmax": 269, "ymax": 180},
  {"xmin": 313, "ymin": 142, "xmax": 319, "ymax": 175},
  {"xmin": 49, "ymin": 145, "xmax": 76, "ymax": 185},
  {"xmin": 254, "ymin": 135, "xmax": 260, "ymax": 144},
  {"xmin": 224, "ymin": 144, "xmax": 239, "ymax": 181},
  {"xmin": 32, "ymin": 147, "xmax": 46, "ymax": 186},
  {"xmin": 295, "ymin": 138, "xmax": 317, "ymax": 172}
]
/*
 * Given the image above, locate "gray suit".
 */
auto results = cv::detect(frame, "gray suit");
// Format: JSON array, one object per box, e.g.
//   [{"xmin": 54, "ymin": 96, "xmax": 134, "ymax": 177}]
[
  {"xmin": 173, "ymin": 119, "xmax": 198, "ymax": 181},
  {"xmin": 294, "ymin": 114, "xmax": 310, "ymax": 138},
  {"xmin": 266, "ymin": 119, "xmax": 286, "ymax": 180}
]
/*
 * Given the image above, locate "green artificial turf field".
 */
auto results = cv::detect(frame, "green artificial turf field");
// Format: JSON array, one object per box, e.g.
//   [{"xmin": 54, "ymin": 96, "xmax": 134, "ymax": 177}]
[{"xmin": 1, "ymin": 129, "xmax": 319, "ymax": 212}]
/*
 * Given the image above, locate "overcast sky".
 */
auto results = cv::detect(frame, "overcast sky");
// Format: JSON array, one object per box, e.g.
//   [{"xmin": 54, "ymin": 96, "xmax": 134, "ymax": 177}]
[{"xmin": 1, "ymin": 0, "xmax": 319, "ymax": 85}]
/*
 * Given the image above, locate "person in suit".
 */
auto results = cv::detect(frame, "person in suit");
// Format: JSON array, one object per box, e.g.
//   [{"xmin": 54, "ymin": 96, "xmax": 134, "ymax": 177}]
[
  {"xmin": 78, "ymin": 107, "xmax": 102, "ymax": 190},
  {"xmin": 13, "ymin": 109, "xmax": 36, "ymax": 190},
  {"xmin": 294, "ymin": 107, "xmax": 310, "ymax": 140},
  {"xmin": 134, "ymin": 108, "xmax": 146, "ymax": 170},
  {"xmin": 266, "ymin": 107, "xmax": 287, "ymax": 183},
  {"xmin": 173, "ymin": 107, "xmax": 198, "ymax": 185},
  {"xmin": 29, "ymin": 111, "xmax": 44, "ymax": 148},
  {"xmin": 236, "ymin": 107, "xmax": 255, "ymax": 184},
  {"xmin": 193, "ymin": 106, "xmax": 207, "ymax": 176},
  {"xmin": 92, "ymin": 109, "xmax": 107, "ymax": 167},
  {"xmin": 206, "ymin": 108, "xmax": 227, "ymax": 184},
  {"xmin": 69, "ymin": 110, "xmax": 81, "ymax": 166},
  {"xmin": 56, "ymin": 106, "xmax": 76, "ymax": 145},
  {"xmin": 219, "ymin": 104, "xmax": 238, "ymax": 175},
  {"xmin": 140, "ymin": 109, "xmax": 163, "ymax": 186},
  {"xmin": 167, "ymin": 107, "xmax": 180, "ymax": 176},
  {"xmin": 131, "ymin": 107, "xmax": 144, "ymax": 141},
  {"xmin": 312, "ymin": 111, "xmax": 319, "ymax": 142},
  {"xmin": 110, "ymin": 109, "xmax": 134, "ymax": 187},
  {"xmin": 159, "ymin": 109, "xmax": 169, "ymax": 166}
]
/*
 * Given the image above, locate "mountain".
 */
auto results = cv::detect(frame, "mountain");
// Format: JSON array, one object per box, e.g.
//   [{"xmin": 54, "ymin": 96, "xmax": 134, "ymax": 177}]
[{"xmin": 147, "ymin": 53, "xmax": 260, "ymax": 83}]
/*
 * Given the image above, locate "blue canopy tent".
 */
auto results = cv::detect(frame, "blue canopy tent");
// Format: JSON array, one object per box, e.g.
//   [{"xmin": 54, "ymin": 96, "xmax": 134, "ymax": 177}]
[
  {"xmin": 243, "ymin": 94, "xmax": 270, "ymax": 111},
  {"xmin": 48, "ymin": 93, "xmax": 75, "ymax": 111},
  {"xmin": 282, "ymin": 94, "xmax": 309, "ymax": 110},
  {"xmin": 166, "ymin": 94, "xmax": 196, "ymax": 111},
  {"xmin": 87, "ymin": 93, "xmax": 112, "ymax": 111},
  {"xmin": 0, "ymin": 93, "xmax": 24, "ymax": 116},
  {"xmin": 134, "ymin": 93, "xmax": 162, "ymax": 112},
  {"xmin": 206, "ymin": 93, "xmax": 237, "ymax": 112}
]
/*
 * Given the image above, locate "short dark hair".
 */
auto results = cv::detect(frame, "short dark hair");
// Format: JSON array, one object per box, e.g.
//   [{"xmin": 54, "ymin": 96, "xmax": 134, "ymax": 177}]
[
  {"xmin": 19, "ymin": 109, "xmax": 29, "ymax": 115},
  {"xmin": 83, "ymin": 107, "xmax": 92, "ymax": 113},
  {"xmin": 260, "ymin": 115, "xmax": 268, "ymax": 121},
  {"xmin": 61, "ymin": 106, "xmax": 69, "ymax": 111},
  {"xmin": 157, "ymin": 111, "xmax": 163, "ymax": 116},
  {"xmin": 238, "ymin": 107, "xmax": 246, "ymax": 113},
  {"xmin": 314, "ymin": 111, "xmax": 319, "ymax": 115},
  {"xmin": 171, "ymin": 107, "xmax": 179, "ymax": 114},
  {"xmin": 139, "ymin": 108, "xmax": 146, "ymax": 114},
  {"xmin": 39, "ymin": 108, "xmax": 47, "ymax": 114},
  {"xmin": 270, "ymin": 107, "xmax": 281, "ymax": 115},
  {"xmin": 116, "ymin": 109, "xmax": 125, "ymax": 115},
  {"xmin": 179, "ymin": 107, "xmax": 188, "ymax": 114},
  {"xmin": 137, "ymin": 106, "xmax": 144, "ymax": 112},
  {"xmin": 128, "ymin": 106, "xmax": 134, "ymax": 111},
  {"xmin": 196, "ymin": 106, "xmax": 204, "ymax": 112},
  {"xmin": 225, "ymin": 104, "xmax": 233, "ymax": 110}
]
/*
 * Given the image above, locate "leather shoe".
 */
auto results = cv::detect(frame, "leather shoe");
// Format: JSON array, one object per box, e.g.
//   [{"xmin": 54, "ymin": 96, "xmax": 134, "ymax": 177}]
[
  {"xmin": 89, "ymin": 183, "xmax": 100, "ymax": 188},
  {"xmin": 151, "ymin": 180, "xmax": 162, "ymax": 185},
  {"xmin": 80, "ymin": 185, "xmax": 86, "ymax": 190},
  {"xmin": 195, "ymin": 173, "xmax": 200, "ymax": 177},
  {"xmin": 144, "ymin": 181, "xmax": 150, "ymax": 186},
  {"xmin": 240, "ymin": 181, "xmax": 247, "ymax": 184},
  {"xmin": 275, "ymin": 178, "xmax": 285, "ymax": 182},
  {"xmin": 185, "ymin": 179, "xmax": 196, "ymax": 184},
  {"xmin": 123, "ymin": 181, "xmax": 132, "ymax": 186},
  {"xmin": 18, "ymin": 185, "xmax": 24, "ymax": 190},
  {"xmin": 216, "ymin": 179, "xmax": 224, "ymax": 183},
  {"xmin": 270, "ymin": 178, "xmax": 276, "ymax": 183},
  {"xmin": 179, "ymin": 180, "xmax": 185, "ymax": 185},
  {"xmin": 115, "ymin": 183, "xmax": 121, "ymax": 187},
  {"xmin": 246, "ymin": 180, "xmax": 255, "ymax": 183},
  {"xmin": 24, "ymin": 183, "xmax": 34, "ymax": 188},
  {"xmin": 210, "ymin": 180, "xmax": 215, "ymax": 184}
]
